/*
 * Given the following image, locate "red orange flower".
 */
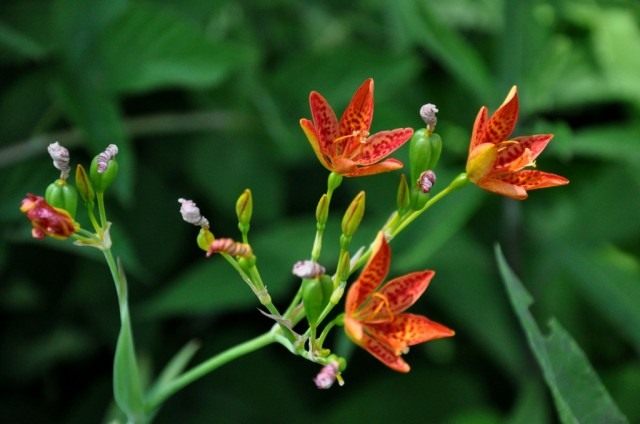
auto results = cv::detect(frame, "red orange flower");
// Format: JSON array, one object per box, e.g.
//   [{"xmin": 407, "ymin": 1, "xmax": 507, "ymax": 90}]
[
  {"xmin": 344, "ymin": 234, "xmax": 454, "ymax": 372},
  {"xmin": 20, "ymin": 194, "xmax": 77, "ymax": 240},
  {"xmin": 300, "ymin": 78, "xmax": 413, "ymax": 177},
  {"xmin": 466, "ymin": 86, "xmax": 569, "ymax": 200}
]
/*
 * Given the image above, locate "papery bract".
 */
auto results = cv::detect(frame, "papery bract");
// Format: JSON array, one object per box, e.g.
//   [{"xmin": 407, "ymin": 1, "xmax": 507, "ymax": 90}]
[
  {"xmin": 465, "ymin": 86, "xmax": 569, "ymax": 200},
  {"xmin": 300, "ymin": 78, "xmax": 413, "ymax": 177},
  {"xmin": 20, "ymin": 194, "xmax": 78, "ymax": 240},
  {"xmin": 344, "ymin": 234, "xmax": 454, "ymax": 372}
]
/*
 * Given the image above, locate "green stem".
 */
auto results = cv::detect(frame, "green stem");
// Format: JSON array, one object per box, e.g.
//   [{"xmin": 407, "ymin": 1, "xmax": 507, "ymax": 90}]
[
  {"xmin": 146, "ymin": 330, "xmax": 278, "ymax": 410},
  {"xmin": 311, "ymin": 172, "xmax": 341, "ymax": 261},
  {"xmin": 97, "ymin": 192, "xmax": 108, "ymax": 229}
]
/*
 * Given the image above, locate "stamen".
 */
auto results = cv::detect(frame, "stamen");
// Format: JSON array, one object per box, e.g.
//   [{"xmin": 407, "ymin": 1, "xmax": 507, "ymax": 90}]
[{"xmin": 371, "ymin": 292, "xmax": 394, "ymax": 320}]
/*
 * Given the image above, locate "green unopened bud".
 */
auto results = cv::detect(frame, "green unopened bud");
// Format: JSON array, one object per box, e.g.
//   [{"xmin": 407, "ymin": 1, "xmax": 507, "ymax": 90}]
[
  {"xmin": 89, "ymin": 145, "xmax": 119, "ymax": 193},
  {"xmin": 341, "ymin": 191, "xmax": 365, "ymax": 237},
  {"xmin": 45, "ymin": 179, "xmax": 78, "ymax": 218},
  {"xmin": 75, "ymin": 164, "xmax": 95, "ymax": 204},
  {"xmin": 335, "ymin": 250, "xmax": 351, "ymax": 285},
  {"xmin": 196, "ymin": 228, "xmax": 215, "ymax": 252},
  {"xmin": 235, "ymin": 189, "xmax": 253, "ymax": 233},
  {"xmin": 315, "ymin": 194, "xmax": 329, "ymax": 226},
  {"xmin": 396, "ymin": 174, "xmax": 410, "ymax": 213}
]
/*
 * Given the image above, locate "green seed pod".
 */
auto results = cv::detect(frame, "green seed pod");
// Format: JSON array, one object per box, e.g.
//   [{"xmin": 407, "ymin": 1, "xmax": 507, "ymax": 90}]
[
  {"xmin": 45, "ymin": 179, "xmax": 78, "ymax": 218},
  {"xmin": 89, "ymin": 155, "xmax": 118, "ymax": 193},
  {"xmin": 302, "ymin": 278, "xmax": 326, "ymax": 327},
  {"xmin": 75, "ymin": 164, "xmax": 95, "ymax": 205},
  {"xmin": 341, "ymin": 191, "xmax": 366, "ymax": 237},
  {"xmin": 196, "ymin": 228, "xmax": 215, "ymax": 252}
]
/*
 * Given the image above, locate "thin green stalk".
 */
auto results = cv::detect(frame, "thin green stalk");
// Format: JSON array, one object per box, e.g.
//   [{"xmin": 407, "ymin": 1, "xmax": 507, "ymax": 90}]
[
  {"xmin": 146, "ymin": 330, "xmax": 278, "ymax": 410},
  {"xmin": 97, "ymin": 192, "xmax": 108, "ymax": 228}
]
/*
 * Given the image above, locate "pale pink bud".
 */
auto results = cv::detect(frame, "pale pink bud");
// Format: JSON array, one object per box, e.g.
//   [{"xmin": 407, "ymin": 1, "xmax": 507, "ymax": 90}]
[
  {"xmin": 47, "ymin": 142, "xmax": 71, "ymax": 179},
  {"xmin": 292, "ymin": 260, "xmax": 325, "ymax": 278},
  {"xmin": 418, "ymin": 170, "xmax": 436, "ymax": 193},
  {"xmin": 96, "ymin": 144, "xmax": 118, "ymax": 173},
  {"xmin": 419, "ymin": 103, "xmax": 438, "ymax": 131},
  {"xmin": 314, "ymin": 362, "xmax": 341, "ymax": 389},
  {"xmin": 178, "ymin": 198, "xmax": 209, "ymax": 227}
]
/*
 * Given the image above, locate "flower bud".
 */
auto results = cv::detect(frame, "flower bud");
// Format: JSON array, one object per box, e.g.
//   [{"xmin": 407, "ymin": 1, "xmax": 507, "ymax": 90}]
[
  {"xmin": 292, "ymin": 260, "xmax": 326, "ymax": 279},
  {"xmin": 315, "ymin": 194, "xmax": 329, "ymax": 226},
  {"xmin": 45, "ymin": 179, "xmax": 78, "ymax": 218},
  {"xmin": 341, "ymin": 191, "xmax": 365, "ymax": 237},
  {"xmin": 235, "ymin": 189, "xmax": 253, "ymax": 232},
  {"xmin": 419, "ymin": 103, "xmax": 438, "ymax": 132},
  {"xmin": 207, "ymin": 238, "xmax": 252, "ymax": 258},
  {"xmin": 89, "ymin": 145, "xmax": 119, "ymax": 193},
  {"xmin": 20, "ymin": 194, "xmax": 78, "ymax": 240},
  {"xmin": 313, "ymin": 361, "xmax": 343, "ymax": 389},
  {"xmin": 75, "ymin": 164, "xmax": 95, "ymax": 205},
  {"xmin": 178, "ymin": 198, "xmax": 209, "ymax": 228},
  {"xmin": 335, "ymin": 250, "xmax": 351, "ymax": 286},
  {"xmin": 396, "ymin": 174, "xmax": 410, "ymax": 213}
]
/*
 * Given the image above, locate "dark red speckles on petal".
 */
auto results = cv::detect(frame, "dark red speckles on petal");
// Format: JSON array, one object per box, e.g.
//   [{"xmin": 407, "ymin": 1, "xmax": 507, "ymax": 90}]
[{"xmin": 352, "ymin": 128, "xmax": 413, "ymax": 165}]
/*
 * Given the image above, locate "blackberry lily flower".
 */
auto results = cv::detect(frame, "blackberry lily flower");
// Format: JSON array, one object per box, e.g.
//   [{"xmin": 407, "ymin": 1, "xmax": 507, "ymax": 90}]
[
  {"xmin": 344, "ymin": 234, "xmax": 454, "ymax": 372},
  {"xmin": 466, "ymin": 86, "xmax": 569, "ymax": 200},
  {"xmin": 20, "ymin": 194, "xmax": 78, "ymax": 240},
  {"xmin": 300, "ymin": 78, "xmax": 413, "ymax": 177}
]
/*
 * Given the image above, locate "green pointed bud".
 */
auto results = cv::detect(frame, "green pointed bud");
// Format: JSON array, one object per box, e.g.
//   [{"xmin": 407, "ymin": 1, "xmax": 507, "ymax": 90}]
[
  {"xmin": 327, "ymin": 172, "xmax": 343, "ymax": 192},
  {"xmin": 196, "ymin": 228, "xmax": 215, "ymax": 252},
  {"xmin": 302, "ymin": 278, "xmax": 326, "ymax": 327},
  {"xmin": 75, "ymin": 164, "xmax": 95, "ymax": 204},
  {"xmin": 45, "ymin": 179, "xmax": 78, "ymax": 218},
  {"xmin": 335, "ymin": 250, "xmax": 351, "ymax": 285},
  {"xmin": 396, "ymin": 174, "xmax": 410, "ymax": 213},
  {"xmin": 315, "ymin": 194, "xmax": 329, "ymax": 226},
  {"xmin": 235, "ymin": 189, "xmax": 253, "ymax": 234},
  {"xmin": 341, "ymin": 191, "xmax": 366, "ymax": 237},
  {"xmin": 89, "ymin": 155, "xmax": 118, "ymax": 193}
]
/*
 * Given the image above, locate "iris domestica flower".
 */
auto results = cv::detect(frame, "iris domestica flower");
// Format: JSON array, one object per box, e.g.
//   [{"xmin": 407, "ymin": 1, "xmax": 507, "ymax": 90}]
[{"xmin": 20, "ymin": 194, "xmax": 77, "ymax": 240}]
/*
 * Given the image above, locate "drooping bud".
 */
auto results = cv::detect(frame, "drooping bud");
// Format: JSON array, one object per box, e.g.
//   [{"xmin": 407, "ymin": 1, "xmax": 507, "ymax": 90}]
[
  {"xmin": 178, "ymin": 198, "xmax": 209, "ymax": 228},
  {"xmin": 396, "ymin": 174, "xmax": 410, "ymax": 213},
  {"xmin": 20, "ymin": 194, "xmax": 78, "ymax": 240},
  {"xmin": 75, "ymin": 164, "xmax": 95, "ymax": 205},
  {"xmin": 341, "ymin": 191, "xmax": 365, "ymax": 238},
  {"xmin": 89, "ymin": 144, "xmax": 119, "ymax": 193},
  {"xmin": 292, "ymin": 260, "xmax": 326, "ymax": 279},
  {"xmin": 235, "ymin": 189, "xmax": 253, "ymax": 233},
  {"xmin": 419, "ymin": 103, "xmax": 438, "ymax": 133},
  {"xmin": 45, "ymin": 179, "xmax": 78, "ymax": 218},
  {"xmin": 315, "ymin": 194, "xmax": 329, "ymax": 226},
  {"xmin": 207, "ymin": 238, "xmax": 252, "ymax": 258},
  {"xmin": 417, "ymin": 170, "xmax": 436, "ymax": 193},
  {"xmin": 47, "ymin": 142, "xmax": 71, "ymax": 180}
]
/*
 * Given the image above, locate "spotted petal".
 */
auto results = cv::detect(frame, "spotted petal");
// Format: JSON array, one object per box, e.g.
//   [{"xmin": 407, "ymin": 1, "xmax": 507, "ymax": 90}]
[
  {"xmin": 469, "ymin": 106, "xmax": 489, "ymax": 152},
  {"xmin": 477, "ymin": 177, "xmax": 528, "ymax": 200},
  {"xmin": 350, "ymin": 128, "xmax": 414, "ymax": 165},
  {"xmin": 484, "ymin": 86, "xmax": 519, "ymax": 145},
  {"xmin": 345, "ymin": 234, "xmax": 390, "ymax": 314},
  {"xmin": 359, "ymin": 329, "xmax": 411, "ymax": 373},
  {"xmin": 338, "ymin": 78, "xmax": 374, "ymax": 138},
  {"xmin": 368, "ymin": 313, "xmax": 455, "ymax": 355},
  {"xmin": 342, "ymin": 158, "xmax": 404, "ymax": 177},
  {"xmin": 300, "ymin": 118, "xmax": 332, "ymax": 170},
  {"xmin": 358, "ymin": 270, "xmax": 434, "ymax": 322},
  {"xmin": 500, "ymin": 170, "xmax": 569, "ymax": 191},
  {"xmin": 494, "ymin": 134, "xmax": 553, "ymax": 171},
  {"xmin": 309, "ymin": 91, "xmax": 339, "ymax": 155}
]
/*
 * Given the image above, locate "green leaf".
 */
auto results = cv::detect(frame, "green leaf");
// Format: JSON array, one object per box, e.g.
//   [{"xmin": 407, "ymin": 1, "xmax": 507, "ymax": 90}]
[
  {"xmin": 100, "ymin": 3, "xmax": 256, "ymax": 93},
  {"xmin": 146, "ymin": 340, "xmax": 200, "ymax": 407},
  {"xmin": 495, "ymin": 245, "xmax": 628, "ymax": 424}
]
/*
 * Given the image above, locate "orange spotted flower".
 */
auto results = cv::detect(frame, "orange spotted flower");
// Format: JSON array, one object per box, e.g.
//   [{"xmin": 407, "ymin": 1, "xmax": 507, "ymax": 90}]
[
  {"xmin": 20, "ymin": 194, "xmax": 77, "ymax": 240},
  {"xmin": 300, "ymin": 78, "xmax": 413, "ymax": 177},
  {"xmin": 466, "ymin": 86, "xmax": 569, "ymax": 200},
  {"xmin": 344, "ymin": 234, "xmax": 454, "ymax": 372}
]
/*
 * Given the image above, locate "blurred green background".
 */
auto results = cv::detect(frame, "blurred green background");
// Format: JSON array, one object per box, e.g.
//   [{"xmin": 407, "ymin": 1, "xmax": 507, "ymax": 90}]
[{"xmin": 1, "ymin": 0, "xmax": 639, "ymax": 422}]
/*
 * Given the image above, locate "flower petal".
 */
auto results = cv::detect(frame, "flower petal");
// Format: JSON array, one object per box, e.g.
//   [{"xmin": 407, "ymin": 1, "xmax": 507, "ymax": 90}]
[
  {"xmin": 368, "ymin": 313, "xmax": 455, "ymax": 354},
  {"xmin": 350, "ymin": 128, "xmax": 414, "ymax": 165},
  {"xmin": 359, "ymin": 329, "xmax": 411, "ymax": 373},
  {"xmin": 338, "ymin": 78, "xmax": 374, "ymax": 138},
  {"xmin": 485, "ymin": 85, "xmax": 519, "ymax": 145},
  {"xmin": 309, "ymin": 91, "xmax": 339, "ymax": 155},
  {"xmin": 469, "ymin": 106, "xmax": 489, "ymax": 152},
  {"xmin": 500, "ymin": 170, "xmax": 569, "ymax": 190},
  {"xmin": 300, "ymin": 118, "xmax": 332, "ymax": 170},
  {"xmin": 345, "ymin": 233, "xmax": 390, "ymax": 314},
  {"xmin": 495, "ymin": 134, "xmax": 553, "ymax": 170},
  {"xmin": 342, "ymin": 158, "xmax": 403, "ymax": 177},
  {"xmin": 477, "ymin": 177, "xmax": 528, "ymax": 200},
  {"xmin": 358, "ymin": 270, "xmax": 434, "ymax": 322}
]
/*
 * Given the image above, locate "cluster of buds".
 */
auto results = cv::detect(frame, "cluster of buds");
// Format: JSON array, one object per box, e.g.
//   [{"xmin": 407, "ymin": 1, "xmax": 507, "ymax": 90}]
[{"xmin": 20, "ymin": 142, "xmax": 119, "ymax": 243}]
